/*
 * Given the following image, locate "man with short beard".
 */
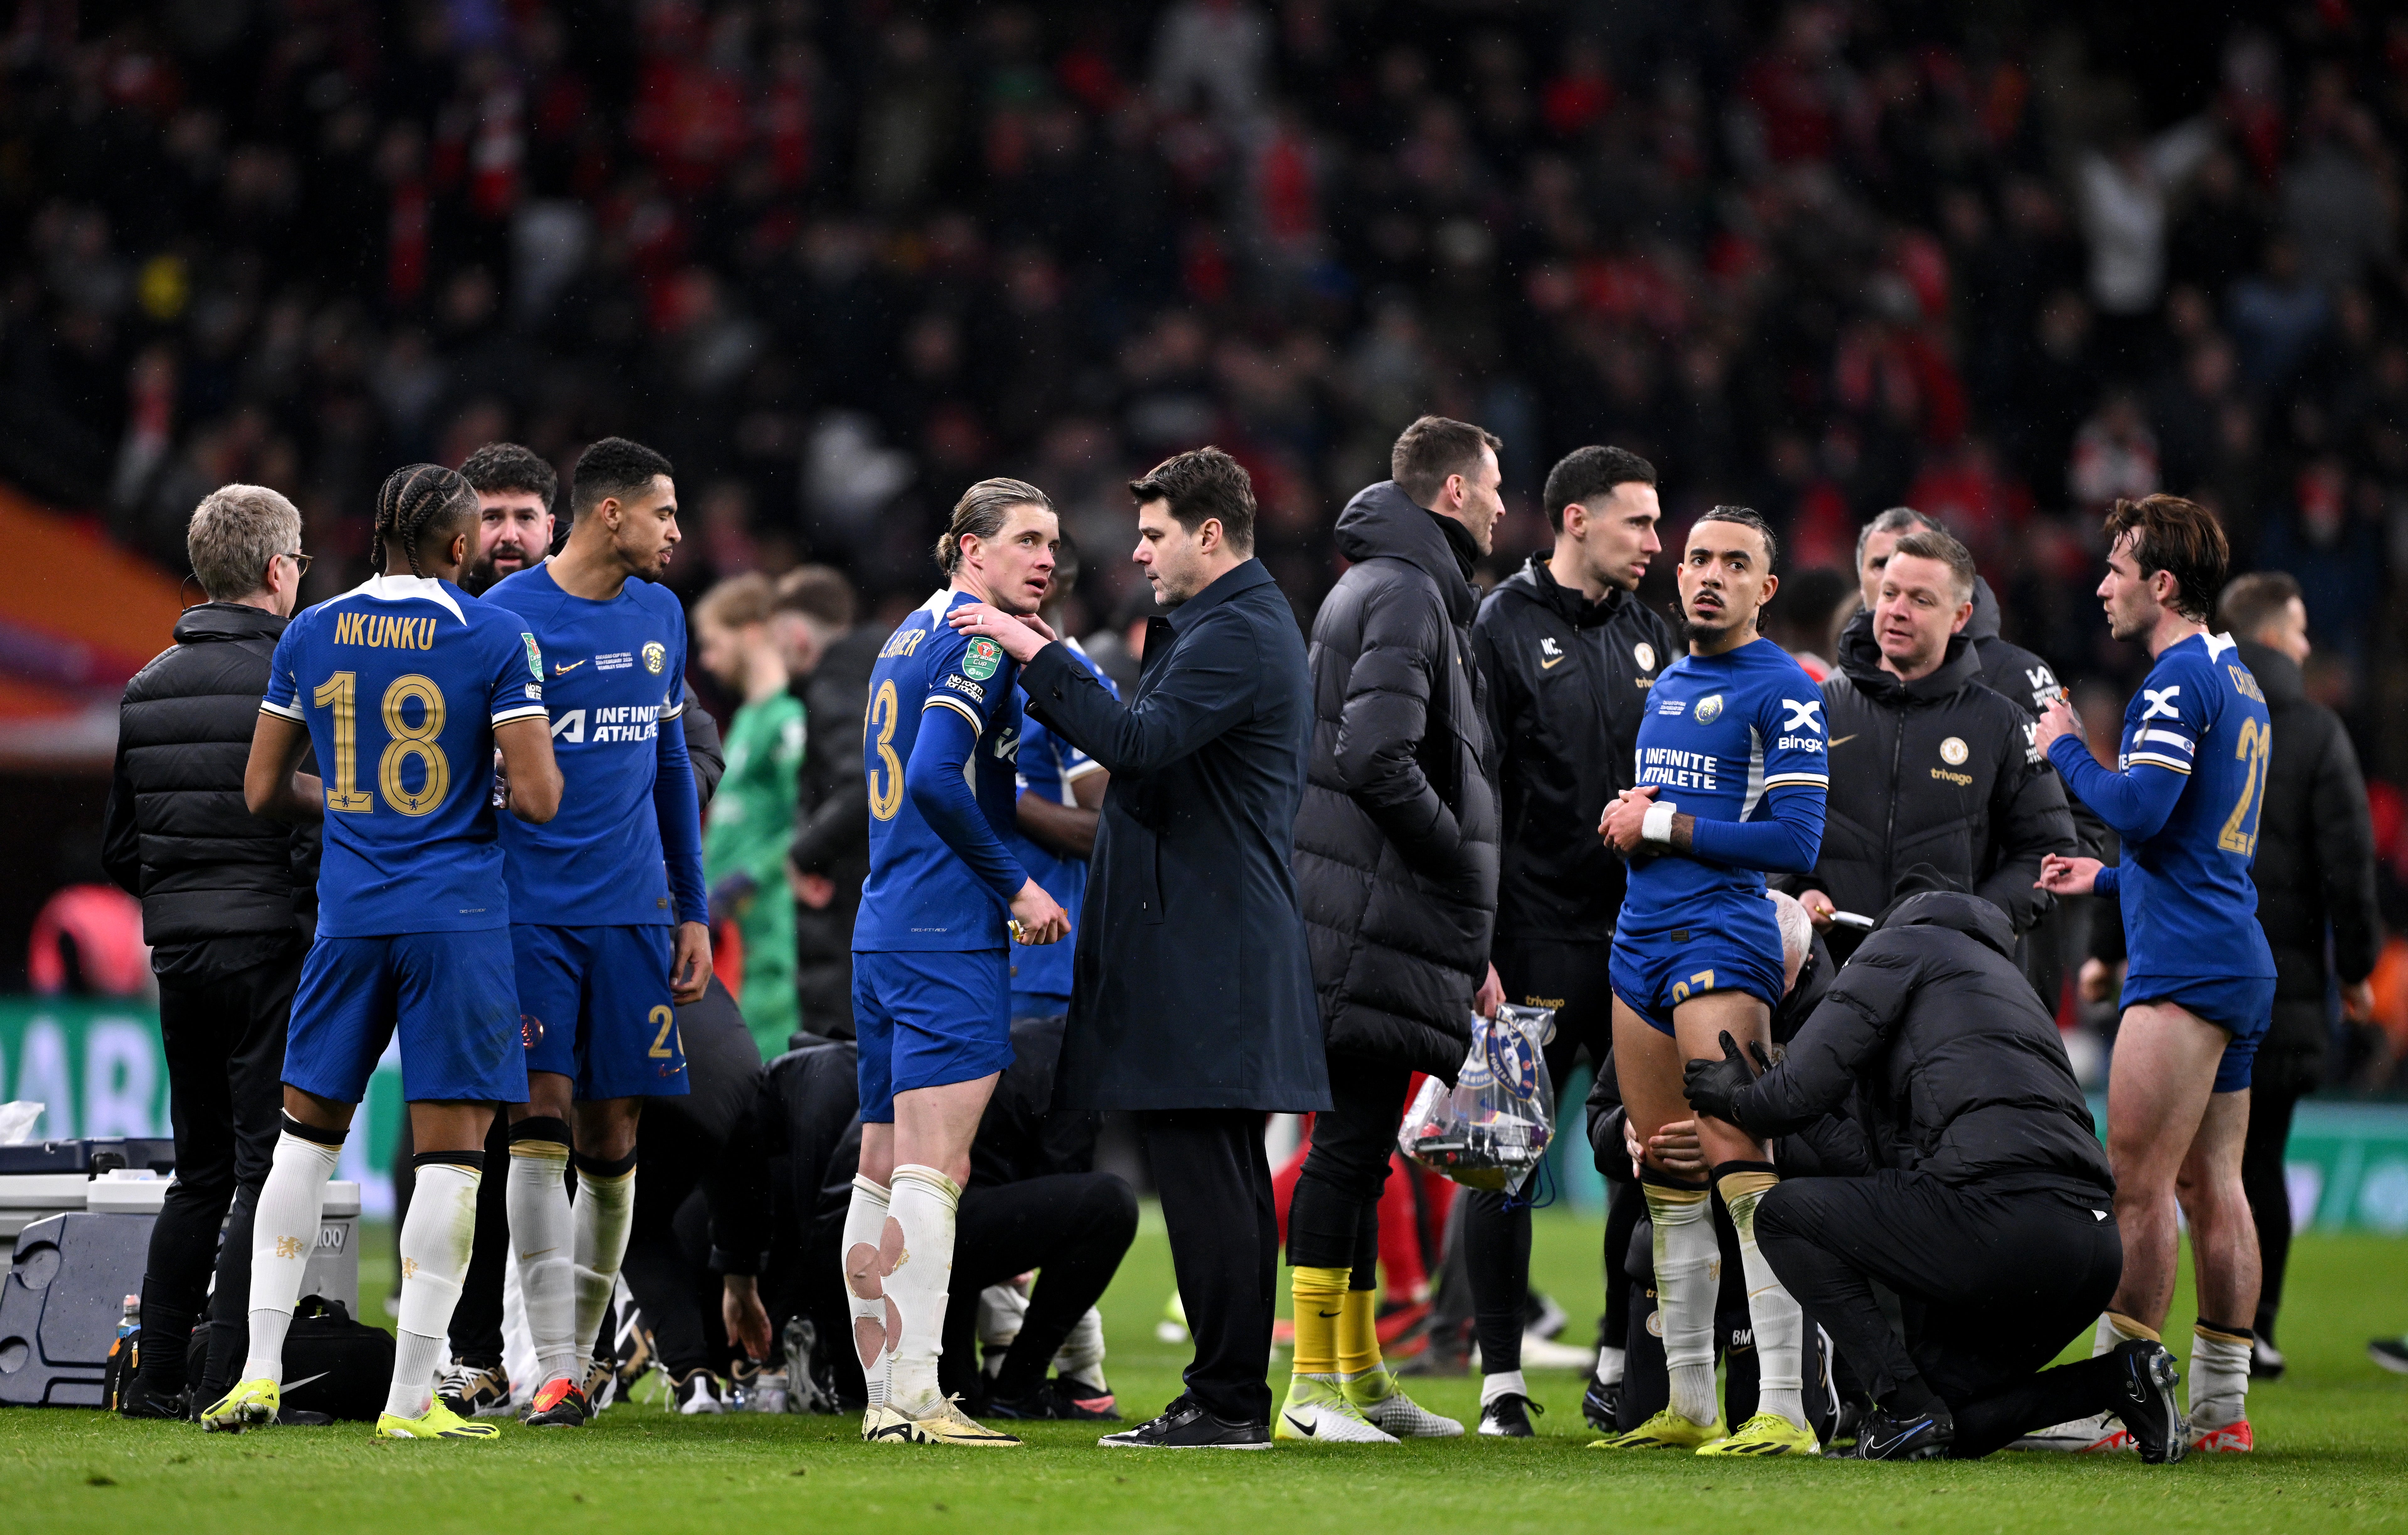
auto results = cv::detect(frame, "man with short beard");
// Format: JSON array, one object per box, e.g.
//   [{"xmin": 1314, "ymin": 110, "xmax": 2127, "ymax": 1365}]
[
  {"xmin": 459, "ymin": 441, "xmax": 558, "ymax": 595},
  {"xmin": 1461, "ymin": 444, "xmax": 1671, "ymax": 1436}
]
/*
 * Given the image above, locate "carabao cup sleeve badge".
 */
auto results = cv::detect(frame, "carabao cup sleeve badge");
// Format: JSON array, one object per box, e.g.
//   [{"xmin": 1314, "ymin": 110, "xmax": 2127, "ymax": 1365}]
[
  {"xmin": 522, "ymin": 634, "xmax": 543, "ymax": 679},
  {"xmin": 964, "ymin": 637, "xmax": 1002, "ymax": 681}
]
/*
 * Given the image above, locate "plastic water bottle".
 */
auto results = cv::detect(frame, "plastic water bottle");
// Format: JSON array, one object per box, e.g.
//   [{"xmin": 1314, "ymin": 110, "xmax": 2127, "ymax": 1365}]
[{"xmin": 107, "ymin": 1294, "xmax": 141, "ymax": 1409}]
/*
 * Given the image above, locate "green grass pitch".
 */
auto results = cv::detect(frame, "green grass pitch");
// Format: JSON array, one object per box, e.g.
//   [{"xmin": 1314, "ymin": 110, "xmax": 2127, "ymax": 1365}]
[{"xmin": 5, "ymin": 1211, "xmax": 2404, "ymax": 1533}]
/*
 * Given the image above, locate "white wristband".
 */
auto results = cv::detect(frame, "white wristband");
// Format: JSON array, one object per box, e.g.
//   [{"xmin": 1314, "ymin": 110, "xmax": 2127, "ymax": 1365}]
[{"xmin": 1641, "ymin": 800, "xmax": 1679, "ymax": 846}]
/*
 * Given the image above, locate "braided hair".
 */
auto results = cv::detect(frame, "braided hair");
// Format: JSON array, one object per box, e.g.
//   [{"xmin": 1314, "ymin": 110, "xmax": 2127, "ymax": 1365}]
[{"xmin": 372, "ymin": 464, "xmax": 478, "ymax": 577}]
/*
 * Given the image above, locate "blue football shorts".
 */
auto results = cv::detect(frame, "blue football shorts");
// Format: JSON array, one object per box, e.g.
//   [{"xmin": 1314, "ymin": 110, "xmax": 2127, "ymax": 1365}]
[
  {"xmin": 285, "ymin": 929, "xmax": 524, "ymax": 1105},
  {"xmin": 853, "ymin": 948, "xmax": 1015, "ymax": 1123},
  {"xmin": 2122, "ymin": 973, "xmax": 2277, "ymax": 1094},
  {"xmin": 513, "ymin": 923, "xmax": 687, "ymax": 1101},
  {"xmin": 1609, "ymin": 893, "xmax": 1787, "ymax": 1037}
]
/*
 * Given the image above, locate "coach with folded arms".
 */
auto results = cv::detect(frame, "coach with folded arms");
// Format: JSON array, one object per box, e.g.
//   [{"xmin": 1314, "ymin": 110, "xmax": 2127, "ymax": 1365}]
[
  {"xmin": 1681, "ymin": 875, "xmax": 2186, "ymax": 1462},
  {"xmin": 1789, "ymin": 526, "xmax": 2074, "ymax": 964},
  {"xmin": 103, "ymin": 485, "xmax": 318, "ymax": 1416},
  {"xmin": 951, "ymin": 446, "xmax": 1328, "ymax": 1449}
]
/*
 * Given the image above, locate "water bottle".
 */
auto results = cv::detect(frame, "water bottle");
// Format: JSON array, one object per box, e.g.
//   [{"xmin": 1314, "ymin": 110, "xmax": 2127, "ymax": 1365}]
[{"xmin": 106, "ymin": 1294, "xmax": 141, "ymax": 1410}]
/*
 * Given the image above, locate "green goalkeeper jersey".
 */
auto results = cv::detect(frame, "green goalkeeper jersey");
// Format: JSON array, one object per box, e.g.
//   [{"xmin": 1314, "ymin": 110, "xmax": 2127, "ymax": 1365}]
[{"xmin": 704, "ymin": 691, "xmax": 804, "ymax": 1055}]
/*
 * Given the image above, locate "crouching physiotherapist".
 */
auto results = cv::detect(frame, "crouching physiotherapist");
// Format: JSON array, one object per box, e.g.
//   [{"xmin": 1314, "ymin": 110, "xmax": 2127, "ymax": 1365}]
[{"xmin": 1679, "ymin": 874, "xmax": 2188, "ymax": 1463}]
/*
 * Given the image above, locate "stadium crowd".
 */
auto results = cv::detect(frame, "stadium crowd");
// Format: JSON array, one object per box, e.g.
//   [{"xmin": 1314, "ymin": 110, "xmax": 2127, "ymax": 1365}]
[{"xmin": 13, "ymin": 0, "xmax": 2407, "ymax": 1469}]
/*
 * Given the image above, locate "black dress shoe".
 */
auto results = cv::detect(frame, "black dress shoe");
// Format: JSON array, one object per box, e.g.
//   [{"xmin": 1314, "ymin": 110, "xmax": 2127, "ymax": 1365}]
[{"xmin": 1098, "ymin": 1395, "xmax": 1271, "ymax": 1449}]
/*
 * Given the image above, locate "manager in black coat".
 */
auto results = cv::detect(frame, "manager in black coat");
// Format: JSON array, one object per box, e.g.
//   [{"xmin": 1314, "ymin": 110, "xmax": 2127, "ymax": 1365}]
[
  {"xmin": 953, "ymin": 446, "xmax": 1325, "ymax": 1447},
  {"xmin": 100, "ymin": 484, "xmax": 318, "ymax": 1415},
  {"xmin": 2218, "ymin": 574, "xmax": 2382, "ymax": 1364},
  {"xmin": 1684, "ymin": 885, "xmax": 2184, "ymax": 1461},
  {"xmin": 1795, "ymin": 528, "xmax": 2074, "ymax": 964}
]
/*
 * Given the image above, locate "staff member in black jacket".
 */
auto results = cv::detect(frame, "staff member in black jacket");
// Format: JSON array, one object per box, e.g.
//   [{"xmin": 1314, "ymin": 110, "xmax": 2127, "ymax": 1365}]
[
  {"xmin": 951, "ymin": 446, "xmax": 1328, "ymax": 1450},
  {"xmin": 102, "ymin": 484, "xmax": 317, "ymax": 1416},
  {"xmin": 2216, "ymin": 573, "xmax": 2381, "ymax": 1375},
  {"xmin": 1462, "ymin": 443, "xmax": 1669, "ymax": 1435},
  {"xmin": 1683, "ymin": 884, "xmax": 2186, "ymax": 1463},
  {"xmin": 1284, "ymin": 416, "xmax": 1506, "ymax": 1444},
  {"xmin": 1793, "ymin": 527, "xmax": 2074, "ymax": 964}
]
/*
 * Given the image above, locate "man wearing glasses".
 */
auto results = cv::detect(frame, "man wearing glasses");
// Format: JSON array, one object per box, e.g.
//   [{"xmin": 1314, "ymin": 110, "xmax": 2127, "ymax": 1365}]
[{"xmin": 103, "ymin": 484, "xmax": 319, "ymax": 1418}]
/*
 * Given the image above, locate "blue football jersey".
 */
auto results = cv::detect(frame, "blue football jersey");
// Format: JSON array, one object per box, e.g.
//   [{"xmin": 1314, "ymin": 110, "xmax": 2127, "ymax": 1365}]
[
  {"xmin": 262, "ymin": 574, "xmax": 549, "ymax": 937},
  {"xmin": 1003, "ymin": 638, "xmax": 1117, "ymax": 1004},
  {"xmin": 2096, "ymin": 632, "xmax": 2278, "ymax": 983},
  {"xmin": 1622, "ymin": 637, "xmax": 1830, "ymax": 929},
  {"xmin": 482, "ymin": 562, "xmax": 698, "ymax": 927},
  {"xmin": 853, "ymin": 589, "xmax": 1026, "ymax": 952}
]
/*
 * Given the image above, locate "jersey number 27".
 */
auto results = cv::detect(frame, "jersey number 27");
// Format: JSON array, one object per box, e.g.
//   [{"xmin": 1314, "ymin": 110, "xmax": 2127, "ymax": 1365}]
[{"xmin": 312, "ymin": 670, "xmax": 451, "ymax": 816}]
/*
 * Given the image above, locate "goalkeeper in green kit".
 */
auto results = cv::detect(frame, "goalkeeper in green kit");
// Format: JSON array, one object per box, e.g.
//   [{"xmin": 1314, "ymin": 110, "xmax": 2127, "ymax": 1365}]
[{"xmin": 697, "ymin": 573, "xmax": 805, "ymax": 1057}]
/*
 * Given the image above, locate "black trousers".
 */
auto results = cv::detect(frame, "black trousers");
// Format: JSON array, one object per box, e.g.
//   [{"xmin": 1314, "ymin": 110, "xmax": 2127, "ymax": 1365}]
[
  {"xmin": 1757, "ymin": 1170, "xmax": 2124, "ymax": 1458},
  {"xmin": 139, "ymin": 946, "xmax": 299, "ymax": 1397},
  {"xmin": 942, "ymin": 1173, "xmax": 1139, "ymax": 1402},
  {"xmin": 2242, "ymin": 1008, "xmax": 2317, "ymax": 1344},
  {"xmin": 1287, "ymin": 1054, "xmax": 1409, "ymax": 1281},
  {"xmin": 1462, "ymin": 938, "xmax": 1615, "ymax": 1372},
  {"xmin": 1141, "ymin": 1108, "xmax": 1279, "ymax": 1424}
]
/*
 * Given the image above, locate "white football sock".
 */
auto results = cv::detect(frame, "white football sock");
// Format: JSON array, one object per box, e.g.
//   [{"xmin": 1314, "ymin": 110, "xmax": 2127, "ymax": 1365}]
[
  {"xmin": 387, "ymin": 1158, "xmax": 481, "ymax": 1419},
  {"xmin": 841, "ymin": 1176, "xmax": 895, "ymax": 1410},
  {"xmin": 1717, "ymin": 1167, "xmax": 1806, "ymax": 1431},
  {"xmin": 977, "ymin": 1280, "xmax": 1027, "ymax": 1376},
  {"xmin": 242, "ymin": 1124, "xmax": 342, "ymax": 1387},
  {"xmin": 570, "ymin": 1160, "xmax": 636, "ymax": 1379},
  {"xmin": 1481, "ymin": 1367, "xmax": 1530, "ymax": 1407},
  {"xmin": 2189, "ymin": 1323, "xmax": 2251, "ymax": 1430},
  {"xmin": 2096, "ymin": 1309, "xmax": 2158, "ymax": 1355},
  {"xmin": 1596, "ymin": 1344, "xmax": 1626, "ymax": 1386},
  {"xmin": 507, "ymin": 1131, "xmax": 577, "ymax": 1386},
  {"xmin": 884, "ymin": 1164, "xmax": 962, "ymax": 1416},
  {"xmin": 1645, "ymin": 1179, "xmax": 1718, "ymax": 1427}
]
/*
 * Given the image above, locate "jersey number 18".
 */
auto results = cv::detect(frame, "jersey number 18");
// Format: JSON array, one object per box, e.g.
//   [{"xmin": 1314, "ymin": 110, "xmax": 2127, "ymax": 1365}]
[{"xmin": 312, "ymin": 670, "xmax": 451, "ymax": 816}]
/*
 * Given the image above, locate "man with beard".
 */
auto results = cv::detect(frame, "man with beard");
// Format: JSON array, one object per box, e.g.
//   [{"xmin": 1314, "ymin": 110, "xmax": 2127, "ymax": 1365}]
[{"xmin": 1462, "ymin": 444, "xmax": 1670, "ymax": 1436}]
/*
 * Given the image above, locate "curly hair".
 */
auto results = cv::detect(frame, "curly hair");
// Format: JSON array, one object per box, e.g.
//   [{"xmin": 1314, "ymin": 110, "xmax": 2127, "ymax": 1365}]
[{"xmin": 371, "ymin": 463, "xmax": 478, "ymax": 577}]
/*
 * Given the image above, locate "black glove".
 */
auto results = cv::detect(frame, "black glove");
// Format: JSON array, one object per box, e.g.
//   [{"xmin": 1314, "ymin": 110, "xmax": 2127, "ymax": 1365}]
[{"xmin": 1682, "ymin": 1030, "xmax": 1771, "ymax": 1125}]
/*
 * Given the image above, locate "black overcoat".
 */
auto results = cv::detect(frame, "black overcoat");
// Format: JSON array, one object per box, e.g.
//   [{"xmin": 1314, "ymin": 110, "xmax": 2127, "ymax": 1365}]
[{"xmin": 1018, "ymin": 558, "xmax": 1331, "ymax": 1113}]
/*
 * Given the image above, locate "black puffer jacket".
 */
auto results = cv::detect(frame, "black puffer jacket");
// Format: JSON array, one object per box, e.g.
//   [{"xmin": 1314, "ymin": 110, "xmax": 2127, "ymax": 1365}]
[
  {"xmin": 1471, "ymin": 555, "xmax": 1671, "ymax": 942},
  {"xmin": 1726, "ymin": 890, "xmax": 2113, "ymax": 1198},
  {"xmin": 1963, "ymin": 577, "xmax": 2065, "ymax": 717},
  {"xmin": 2236, "ymin": 640, "xmax": 2381, "ymax": 1061},
  {"xmin": 1295, "ymin": 481, "xmax": 1500, "ymax": 1079},
  {"xmin": 1799, "ymin": 613, "xmax": 2073, "ymax": 956},
  {"xmin": 101, "ymin": 603, "xmax": 317, "ymax": 963}
]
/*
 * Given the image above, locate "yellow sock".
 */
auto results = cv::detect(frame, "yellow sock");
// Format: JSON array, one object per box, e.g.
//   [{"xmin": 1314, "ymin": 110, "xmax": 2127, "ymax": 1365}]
[
  {"xmin": 1338, "ymin": 1287, "xmax": 1382, "ymax": 1379},
  {"xmin": 1290, "ymin": 1266, "xmax": 1348, "ymax": 1377}
]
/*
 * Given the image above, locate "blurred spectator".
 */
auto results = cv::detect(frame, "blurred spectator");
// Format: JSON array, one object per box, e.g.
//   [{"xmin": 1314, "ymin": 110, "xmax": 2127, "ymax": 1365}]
[{"xmin": 0, "ymin": 2, "xmax": 2401, "ymax": 796}]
